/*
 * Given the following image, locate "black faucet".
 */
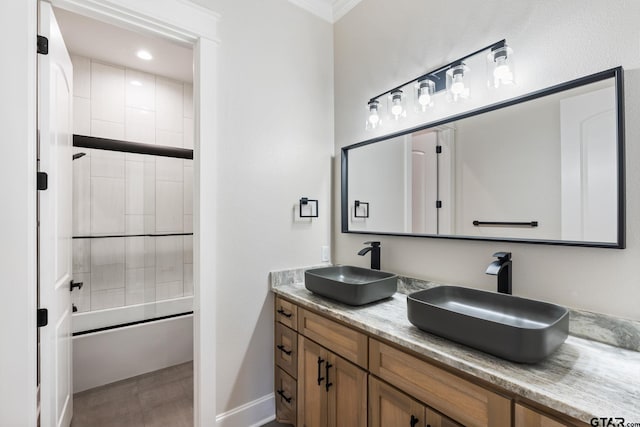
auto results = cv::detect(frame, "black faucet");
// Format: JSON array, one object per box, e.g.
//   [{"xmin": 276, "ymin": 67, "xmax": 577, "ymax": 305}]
[
  {"xmin": 357, "ymin": 241, "xmax": 381, "ymax": 270},
  {"xmin": 485, "ymin": 252, "xmax": 512, "ymax": 294}
]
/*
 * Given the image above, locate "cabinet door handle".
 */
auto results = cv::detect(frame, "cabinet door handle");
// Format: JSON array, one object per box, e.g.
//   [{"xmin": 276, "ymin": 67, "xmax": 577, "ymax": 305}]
[
  {"xmin": 276, "ymin": 344, "xmax": 292, "ymax": 356},
  {"xmin": 277, "ymin": 308, "xmax": 292, "ymax": 318},
  {"xmin": 276, "ymin": 389, "xmax": 292, "ymax": 403},
  {"xmin": 325, "ymin": 362, "xmax": 333, "ymax": 392},
  {"xmin": 410, "ymin": 415, "xmax": 419, "ymax": 427},
  {"xmin": 317, "ymin": 356, "xmax": 325, "ymax": 385}
]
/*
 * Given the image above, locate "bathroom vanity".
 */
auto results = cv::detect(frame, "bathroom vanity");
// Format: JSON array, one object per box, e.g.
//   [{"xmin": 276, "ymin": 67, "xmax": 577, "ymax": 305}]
[{"xmin": 271, "ymin": 268, "xmax": 640, "ymax": 427}]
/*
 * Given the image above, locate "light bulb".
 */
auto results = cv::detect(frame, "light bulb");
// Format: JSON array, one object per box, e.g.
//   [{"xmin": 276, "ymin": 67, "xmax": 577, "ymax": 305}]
[
  {"xmin": 418, "ymin": 91, "xmax": 431, "ymax": 107},
  {"xmin": 390, "ymin": 91, "xmax": 404, "ymax": 119},
  {"xmin": 451, "ymin": 75, "xmax": 465, "ymax": 95},
  {"xmin": 391, "ymin": 101, "xmax": 403, "ymax": 117},
  {"xmin": 367, "ymin": 100, "xmax": 380, "ymax": 129},
  {"xmin": 368, "ymin": 111, "xmax": 380, "ymax": 126},
  {"xmin": 493, "ymin": 57, "xmax": 513, "ymax": 84}
]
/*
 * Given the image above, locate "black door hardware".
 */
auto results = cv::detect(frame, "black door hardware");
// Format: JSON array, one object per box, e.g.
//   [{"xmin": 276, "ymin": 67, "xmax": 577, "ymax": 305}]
[
  {"xmin": 316, "ymin": 356, "xmax": 325, "ymax": 385},
  {"xmin": 276, "ymin": 389, "xmax": 292, "ymax": 403},
  {"xmin": 410, "ymin": 415, "xmax": 419, "ymax": 427},
  {"xmin": 70, "ymin": 280, "xmax": 83, "ymax": 292},
  {"xmin": 325, "ymin": 362, "xmax": 333, "ymax": 392},
  {"xmin": 37, "ymin": 172, "xmax": 48, "ymax": 190},
  {"xmin": 277, "ymin": 308, "xmax": 292, "ymax": 318},
  {"xmin": 276, "ymin": 344, "xmax": 292, "ymax": 356},
  {"xmin": 37, "ymin": 35, "xmax": 48, "ymax": 55},
  {"xmin": 37, "ymin": 308, "xmax": 48, "ymax": 327},
  {"xmin": 72, "ymin": 303, "xmax": 78, "ymax": 313}
]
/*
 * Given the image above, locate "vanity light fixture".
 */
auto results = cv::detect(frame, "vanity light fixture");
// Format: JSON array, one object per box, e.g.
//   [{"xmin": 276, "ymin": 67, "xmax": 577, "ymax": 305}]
[
  {"xmin": 415, "ymin": 77, "xmax": 435, "ymax": 111},
  {"xmin": 364, "ymin": 39, "xmax": 512, "ymax": 129},
  {"xmin": 488, "ymin": 41, "xmax": 515, "ymax": 87},
  {"xmin": 446, "ymin": 62, "xmax": 470, "ymax": 102},
  {"xmin": 388, "ymin": 89, "xmax": 406, "ymax": 120},
  {"xmin": 366, "ymin": 99, "xmax": 382, "ymax": 130}
]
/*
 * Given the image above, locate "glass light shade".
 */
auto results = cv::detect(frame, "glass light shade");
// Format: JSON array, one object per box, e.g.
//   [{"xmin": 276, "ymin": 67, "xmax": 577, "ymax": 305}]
[
  {"xmin": 388, "ymin": 89, "xmax": 406, "ymax": 120},
  {"xmin": 446, "ymin": 63, "xmax": 470, "ymax": 102},
  {"xmin": 414, "ymin": 78, "xmax": 435, "ymax": 112},
  {"xmin": 487, "ymin": 45, "xmax": 515, "ymax": 88},
  {"xmin": 366, "ymin": 99, "xmax": 382, "ymax": 130}
]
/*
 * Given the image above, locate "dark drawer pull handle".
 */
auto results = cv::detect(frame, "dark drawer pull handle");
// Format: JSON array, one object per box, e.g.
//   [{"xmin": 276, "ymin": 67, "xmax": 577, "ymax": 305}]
[
  {"xmin": 410, "ymin": 415, "xmax": 419, "ymax": 427},
  {"xmin": 276, "ymin": 389, "xmax": 292, "ymax": 403},
  {"xmin": 277, "ymin": 308, "xmax": 292, "ymax": 318},
  {"xmin": 317, "ymin": 357, "xmax": 325, "ymax": 385},
  {"xmin": 325, "ymin": 362, "xmax": 333, "ymax": 392},
  {"xmin": 276, "ymin": 344, "xmax": 292, "ymax": 356}
]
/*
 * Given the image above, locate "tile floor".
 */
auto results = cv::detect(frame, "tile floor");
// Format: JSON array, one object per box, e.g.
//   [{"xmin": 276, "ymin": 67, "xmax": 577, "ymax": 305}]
[
  {"xmin": 71, "ymin": 362, "xmax": 291, "ymax": 427},
  {"xmin": 71, "ymin": 362, "xmax": 193, "ymax": 427}
]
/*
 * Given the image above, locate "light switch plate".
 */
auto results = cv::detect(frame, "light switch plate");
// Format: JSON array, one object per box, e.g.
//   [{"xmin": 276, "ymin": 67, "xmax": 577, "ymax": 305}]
[{"xmin": 321, "ymin": 245, "xmax": 330, "ymax": 262}]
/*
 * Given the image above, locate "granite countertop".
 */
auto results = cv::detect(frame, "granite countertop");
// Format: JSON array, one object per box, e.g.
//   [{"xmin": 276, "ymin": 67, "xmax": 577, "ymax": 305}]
[{"xmin": 271, "ymin": 272, "xmax": 640, "ymax": 424}]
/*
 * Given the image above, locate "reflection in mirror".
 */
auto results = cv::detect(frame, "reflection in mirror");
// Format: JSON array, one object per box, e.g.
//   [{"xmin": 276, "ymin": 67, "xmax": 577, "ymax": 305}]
[{"xmin": 343, "ymin": 68, "xmax": 624, "ymax": 247}]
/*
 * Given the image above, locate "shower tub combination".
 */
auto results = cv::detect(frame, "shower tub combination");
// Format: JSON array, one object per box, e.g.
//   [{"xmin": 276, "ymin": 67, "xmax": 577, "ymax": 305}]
[{"xmin": 71, "ymin": 134, "xmax": 194, "ymax": 392}]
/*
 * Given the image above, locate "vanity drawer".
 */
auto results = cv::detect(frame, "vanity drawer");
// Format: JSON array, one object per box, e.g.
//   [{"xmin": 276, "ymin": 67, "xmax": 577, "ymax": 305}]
[
  {"xmin": 275, "ymin": 322, "xmax": 298, "ymax": 378},
  {"xmin": 369, "ymin": 339, "xmax": 511, "ymax": 427},
  {"xmin": 298, "ymin": 308, "xmax": 368, "ymax": 368},
  {"xmin": 275, "ymin": 367, "xmax": 297, "ymax": 426},
  {"xmin": 275, "ymin": 297, "xmax": 297, "ymax": 330}
]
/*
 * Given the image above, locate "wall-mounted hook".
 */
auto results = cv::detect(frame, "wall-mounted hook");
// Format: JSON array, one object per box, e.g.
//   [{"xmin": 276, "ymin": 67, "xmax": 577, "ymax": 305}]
[{"xmin": 299, "ymin": 197, "xmax": 318, "ymax": 218}]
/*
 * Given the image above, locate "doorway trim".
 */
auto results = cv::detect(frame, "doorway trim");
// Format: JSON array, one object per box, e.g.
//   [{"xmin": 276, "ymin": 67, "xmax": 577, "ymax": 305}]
[{"xmin": 0, "ymin": 0, "xmax": 220, "ymax": 424}]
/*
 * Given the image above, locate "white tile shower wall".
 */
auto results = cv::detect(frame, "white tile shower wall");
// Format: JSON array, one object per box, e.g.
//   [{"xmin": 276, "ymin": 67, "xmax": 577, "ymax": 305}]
[{"xmin": 71, "ymin": 55, "xmax": 193, "ymax": 312}]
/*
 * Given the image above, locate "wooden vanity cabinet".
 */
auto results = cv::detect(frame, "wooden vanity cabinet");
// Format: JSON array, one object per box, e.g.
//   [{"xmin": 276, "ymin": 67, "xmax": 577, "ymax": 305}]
[
  {"xmin": 515, "ymin": 403, "xmax": 581, "ymax": 427},
  {"xmin": 275, "ymin": 295, "xmax": 586, "ymax": 427},
  {"xmin": 298, "ymin": 336, "xmax": 367, "ymax": 427}
]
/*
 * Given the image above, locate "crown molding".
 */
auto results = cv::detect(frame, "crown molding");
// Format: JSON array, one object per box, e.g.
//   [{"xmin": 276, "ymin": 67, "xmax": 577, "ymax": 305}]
[{"xmin": 287, "ymin": 0, "xmax": 362, "ymax": 23}]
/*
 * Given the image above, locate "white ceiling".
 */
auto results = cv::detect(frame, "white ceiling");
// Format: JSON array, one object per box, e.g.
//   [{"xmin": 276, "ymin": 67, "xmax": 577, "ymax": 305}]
[
  {"xmin": 288, "ymin": 0, "xmax": 363, "ymax": 23},
  {"xmin": 53, "ymin": 7, "xmax": 193, "ymax": 83}
]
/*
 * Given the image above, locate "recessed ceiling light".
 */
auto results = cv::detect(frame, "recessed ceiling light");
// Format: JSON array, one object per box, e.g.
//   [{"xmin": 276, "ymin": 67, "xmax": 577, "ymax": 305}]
[
  {"xmin": 136, "ymin": 50, "xmax": 153, "ymax": 60},
  {"xmin": 130, "ymin": 80, "xmax": 143, "ymax": 87}
]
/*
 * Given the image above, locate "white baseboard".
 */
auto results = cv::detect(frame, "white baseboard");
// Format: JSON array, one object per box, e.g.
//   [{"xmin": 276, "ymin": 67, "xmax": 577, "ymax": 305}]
[{"xmin": 216, "ymin": 393, "xmax": 275, "ymax": 427}]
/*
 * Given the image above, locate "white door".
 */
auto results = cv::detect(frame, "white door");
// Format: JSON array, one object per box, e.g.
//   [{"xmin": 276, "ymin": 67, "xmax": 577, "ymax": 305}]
[
  {"xmin": 560, "ymin": 86, "xmax": 617, "ymax": 243},
  {"xmin": 39, "ymin": 2, "xmax": 74, "ymax": 426}
]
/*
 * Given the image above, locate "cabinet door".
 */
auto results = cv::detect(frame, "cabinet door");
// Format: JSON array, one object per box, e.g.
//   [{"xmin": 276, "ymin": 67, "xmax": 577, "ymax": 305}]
[
  {"xmin": 327, "ymin": 352, "xmax": 367, "ymax": 427},
  {"xmin": 515, "ymin": 403, "xmax": 573, "ymax": 427},
  {"xmin": 369, "ymin": 377, "xmax": 425, "ymax": 427},
  {"xmin": 298, "ymin": 336, "xmax": 328, "ymax": 427},
  {"xmin": 426, "ymin": 408, "xmax": 464, "ymax": 427},
  {"xmin": 275, "ymin": 367, "xmax": 297, "ymax": 426}
]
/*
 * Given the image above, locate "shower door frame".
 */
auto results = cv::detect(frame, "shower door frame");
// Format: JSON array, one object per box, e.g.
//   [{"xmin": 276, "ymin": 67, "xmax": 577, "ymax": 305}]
[{"xmin": 1, "ymin": 0, "xmax": 220, "ymax": 425}]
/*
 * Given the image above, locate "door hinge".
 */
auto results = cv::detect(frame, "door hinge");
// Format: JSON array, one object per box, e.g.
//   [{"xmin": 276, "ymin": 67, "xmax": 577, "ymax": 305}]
[
  {"xmin": 436, "ymin": 145, "xmax": 442, "ymax": 154},
  {"xmin": 37, "ymin": 35, "xmax": 49, "ymax": 55},
  {"xmin": 37, "ymin": 308, "xmax": 48, "ymax": 327},
  {"xmin": 436, "ymin": 200, "xmax": 442, "ymax": 208},
  {"xmin": 37, "ymin": 172, "xmax": 48, "ymax": 190}
]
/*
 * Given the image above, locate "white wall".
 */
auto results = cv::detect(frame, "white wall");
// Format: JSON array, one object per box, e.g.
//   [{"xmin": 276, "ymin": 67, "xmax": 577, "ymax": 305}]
[
  {"xmin": 189, "ymin": 0, "xmax": 334, "ymax": 419},
  {"xmin": 334, "ymin": 0, "xmax": 640, "ymax": 320}
]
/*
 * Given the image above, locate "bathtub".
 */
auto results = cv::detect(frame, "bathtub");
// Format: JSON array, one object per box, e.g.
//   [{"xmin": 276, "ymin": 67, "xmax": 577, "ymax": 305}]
[{"xmin": 72, "ymin": 296, "xmax": 193, "ymax": 392}]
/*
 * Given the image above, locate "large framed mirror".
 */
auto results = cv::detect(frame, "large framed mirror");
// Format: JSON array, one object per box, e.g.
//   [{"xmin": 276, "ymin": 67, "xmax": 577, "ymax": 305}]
[{"xmin": 342, "ymin": 67, "xmax": 625, "ymax": 248}]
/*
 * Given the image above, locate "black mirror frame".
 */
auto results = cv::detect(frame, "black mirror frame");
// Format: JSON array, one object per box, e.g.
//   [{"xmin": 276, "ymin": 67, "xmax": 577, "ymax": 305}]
[{"xmin": 341, "ymin": 67, "xmax": 625, "ymax": 249}]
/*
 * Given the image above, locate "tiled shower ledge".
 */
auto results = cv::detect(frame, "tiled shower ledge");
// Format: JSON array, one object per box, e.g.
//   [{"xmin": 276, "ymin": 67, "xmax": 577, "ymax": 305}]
[{"xmin": 270, "ymin": 265, "xmax": 640, "ymax": 424}]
